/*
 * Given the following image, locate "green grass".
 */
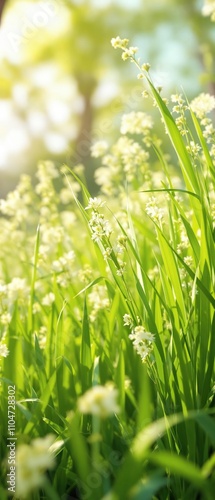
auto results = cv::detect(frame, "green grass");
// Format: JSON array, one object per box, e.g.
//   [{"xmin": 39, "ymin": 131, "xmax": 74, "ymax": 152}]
[{"xmin": 0, "ymin": 40, "xmax": 215, "ymax": 500}]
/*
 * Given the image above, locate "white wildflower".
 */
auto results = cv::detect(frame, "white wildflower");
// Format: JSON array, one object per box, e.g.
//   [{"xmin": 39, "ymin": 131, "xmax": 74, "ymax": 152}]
[
  {"xmin": 120, "ymin": 112, "xmax": 153, "ymax": 135},
  {"xmin": 39, "ymin": 326, "xmax": 47, "ymax": 336},
  {"xmin": 111, "ymin": 36, "xmax": 129, "ymax": 49},
  {"xmin": 190, "ymin": 93, "xmax": 215, "ymax": 120},
  {"xmin": 16, "ymin": 434, "xmax": 56, "ymax": 498},
  {"xmin": 171, "ymin": 93, "xmax": 185, "ymax": 106},
  {"xmin": 52, "ymin": 258, "xmax": 65, "ymax": 273},
  {"xmin": 41, "ymin": 226, "xmax": 64, "ymax": 246},
  {"xmin": 116, "ymin": 260, "xmax": 126, "ymax": 276},
  {"xmin": 145, "ymin": 197, "xmax": 164, "ymax": 224},
  {"xmin": 123, "ymin": 313, "xmax": 133, "ymax": 327},
  {"xmin": 186, "ymin": 141, "xmax": 201, "ymax": 158},
  {"xmin": 52, "ymin": 251, "xmax": 75, "ymax": 273},
  {"xmin": 0, "ymin": 312, "xmax": 11, "ymax": 325},
  {"xmin": 36, "ymin": 161, "xmax": 59, "ymax": 180},
  {"xmin": 121, "ymin": 47, "xmax": 138, "ymax": 60},
  {"xmin": 142, "ymin": 90, "xmax": 149, "ymax": 98},
  {"xmin": 7, "ymin": 278, "xmax": 29, "ymax": 306},
  {"xmin": 177, "ymin": 231, "xmax": 189, "ymax": 253},
  {"xmin": 59, "ymin": 188, "xmax": 74, "ymax": 204},
  {"xmin": 78, "ymin": 384, "xmax": 120, "ymax": 418},
  {"xmin": 129, "ymin": 325, "xmax": 155, "ymax": 363},
  {"xmin": 0, "ymin": 190, "xmax": 29, "ymax": 222},
  {"xmin": 85, "ymin": 197, "xmax": 105, "ymax": 210},
  {"xmin": 184, "ymin": 256, "xmax": 193, "ymax": 266},
  {"xmin": 91, "ymin": 141, "xmax": 108, "ymax": 158},
  {"xmin": 116, "ymin": 235, "xmax": 127, "ymax": 254},
  {"xmin": 142, "ymin": 62, "xmax": 151, "ymax": 72},
  {"xmin": 103, "ymin": 247, "xmax": 112, "ymax": 261},
  {"xmin": 129, "ymin": 326, "xmax": 155, "ymax": 343},
  {"xmin": 88, "ymin": 212, "xmax": 112, "ymax": 242},
  {"xmin": 0, "ymin": 343, "xmax": 9, "ymax": 358},
  {"xmin": 135, "ymin": 343, "xmax": 152, "ymax": 362},
  {"xmin": 77, "ymin": 265, "xmax": 93, "ymax": 283},
  {"xmin": 42, "ymin": 293, "xmax": 55, "ymax": 307},
  {"xmin": 203, "ymin": 121, "xmax": 215, "ymax": 143}
]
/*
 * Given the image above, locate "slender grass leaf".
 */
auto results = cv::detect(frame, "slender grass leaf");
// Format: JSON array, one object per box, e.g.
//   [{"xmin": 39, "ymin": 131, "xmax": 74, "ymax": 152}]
[
  {"xmin": 80, "ymin": 297, "xmax": 92, "ymax": 393},
  {"xmin": 146, "ymin": 78, "xmax": 200, "ymax": 195},
  {"xmin": 149, "ymin": 450, "xmax": 206, "ymax": 488}
]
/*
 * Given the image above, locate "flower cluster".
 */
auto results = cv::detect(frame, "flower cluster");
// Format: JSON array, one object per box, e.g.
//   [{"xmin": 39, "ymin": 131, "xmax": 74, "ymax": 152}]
[
  {"xmin": 145, "ymin": 197, "xmax": 165, "ymax": 226},
  {"xmin": 91, "ymin": 141, "xmax": 108, "ymax": 158},
  {"xmin": 123, "ymin": 315, "xmax": 155, "ymax": 362},
  {"xmin": 0, "ymin": 278, "xmax": 30, "ymax": 316},
  {"xmin": 89, "ymin": 212, "xmax": 112, "ymax": 243},
  {"xmin": 94, "ymin": 135, "xmax": 151, "ymax": 194},
  {"xmin": 123, "ymin": 313, "xmax": 134, "ymax": 328},
  {"xmin": 0, "ymin": 342, "xmax": 9, "ymax": 358},
  {"xmin": 120, "ymin": 111, "xmax": 153, "ymax": 136},
  {"xmin": 85, "ymin": 198, "xmax": 112, "ymax": 243},
  {"xmin": 171, "ymin": 94, "xmax": 188, "ymax": 136},
  {"xmin": 111, "ymin": 36, "xmax": 138, "ymax": 61},
  {"xmin": 77, "ymin": 383, "xmax": 120, "ymax": 418},
  {"xmin": 85, "ymin": 197, "xmax": 105, "ymax": 210},
  {"xmin": 190, "ymin": 93, "xmax": 215, "ymax": 120},
  {"xmin": 128, "ymin": 325, "xmax": 155, "ymax": 362},
  {"xmin": 42, "ymin": 292, "xmax": 55, "ymax": 307},
  {"xmin": 186, "ymin": 141, "xmax": 201, "ymax": 159},
  {"xmin": 15, "ymin": 434, "xmax": 56, "ymax": 498}
]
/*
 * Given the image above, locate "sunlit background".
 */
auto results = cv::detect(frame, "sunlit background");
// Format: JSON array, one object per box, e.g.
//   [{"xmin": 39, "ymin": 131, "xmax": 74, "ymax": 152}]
[{"xmin": 0, "ymin": 0, "xmax": 214, "ymax": 196}]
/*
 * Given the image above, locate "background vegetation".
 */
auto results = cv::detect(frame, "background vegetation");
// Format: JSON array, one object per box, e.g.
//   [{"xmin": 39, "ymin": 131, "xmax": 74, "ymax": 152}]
[
  {"xmin": 0, "ymin": 1, "xmax": 215, "ymax": 499},
  {"xmin": 0, "ymin": 0, "xmax": 215, "ymax": 195}
]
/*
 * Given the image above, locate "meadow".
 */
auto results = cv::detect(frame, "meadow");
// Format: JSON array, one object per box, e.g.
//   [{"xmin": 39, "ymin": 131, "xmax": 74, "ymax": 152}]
[{"xmin": 1, "ymin": 31, "xmax": 215, "ymax": 500}]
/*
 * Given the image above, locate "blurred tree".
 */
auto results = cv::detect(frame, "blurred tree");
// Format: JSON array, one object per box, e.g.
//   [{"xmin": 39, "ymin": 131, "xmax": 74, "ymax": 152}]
[
  {"xmin": 0, "ymin": 0, "xmax": 214, "ymax": 196},
  {"xmin": 167, "ymin": 0, "xmax": 215, "ymax": 92}
]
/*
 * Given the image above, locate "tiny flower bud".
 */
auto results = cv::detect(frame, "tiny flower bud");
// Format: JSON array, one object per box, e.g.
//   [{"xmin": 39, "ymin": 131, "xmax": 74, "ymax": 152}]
[{"xmin": 142, "ymin": 63, "xmax": 151, "ymax": 72}]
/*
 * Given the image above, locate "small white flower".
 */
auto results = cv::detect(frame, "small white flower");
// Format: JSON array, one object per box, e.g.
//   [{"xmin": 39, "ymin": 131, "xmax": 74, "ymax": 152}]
[
  {"xmin": 0, "ymin": 312, "xmax": 11, "ymax": 325},
  {"xmin": 85, "ymin": 197, "xmax": 105, "ymax": 211},
  {"xmin": 103, "ymin": 247, "xmax": 112, "ymax": 261},
  {"xmin": 42, "ymin": 292, "xmax": 55, "ymax": 307},
  {"xmin": 141, "ymin": 63, "xmax": 151, "ymax": 72},
  {"xmin": 91, "ymin": 141, "xmax": 108, "ymax": 158},
  {"xmin": 0, "ymin": 343, "xmax": 9, "ymax": 358},
  {"xmin": 123, "ymin": 313, "xmax": 133, "ymax": 327},
  {"xmin": 16, "ymin": 434, "xmax": 56, "ymax": 498},
  {"xmin": 111, "ymin": 36, "xmax": 129, "ymax": 49},
  {"xmin": 116, "ymin": 260, "xmax": 126, "ymax": 276},
  {"xmin": 135, "ymin": 343, "xmax": 151, "ymax": 361},
  {"xmin": 7, "ymin": 277, "xmax": 29, "ymax": 306},
  {"xmin": 129, "ymin": 325, "xmax": 155, "ymax": 363},
  {"xmin": 88, "ymin": 211, "xmax": 112, "ymax": 242},
  {"xmin": 121, "ymin": 47, "xmax": 138, "ymax": 60},
  {"xmin": 186, "ymin": 141, "xmax": 201, "ymax": 158},
  {"xmin": 145, "ymin": 197, "xmax": 164, "ymax": 224},
  {"xmin": 120, "ymin": 111, "xmax": 153, "ymax": 135},
  {"xmin": 78, "ymin": 384, "xmax": 120, "ymax": 418},
  {"xmin": 190, "ymin": 93, "xmax": 215, "ymax": 120}
]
